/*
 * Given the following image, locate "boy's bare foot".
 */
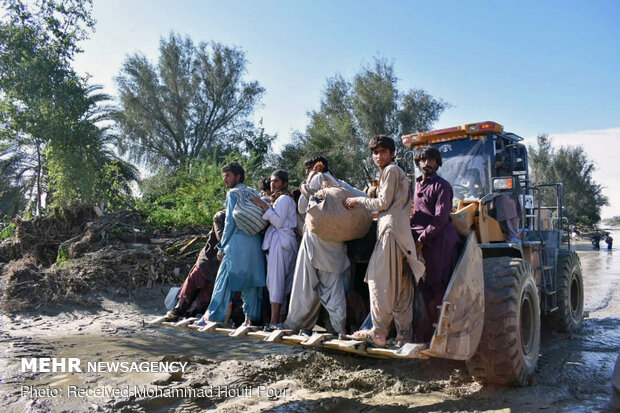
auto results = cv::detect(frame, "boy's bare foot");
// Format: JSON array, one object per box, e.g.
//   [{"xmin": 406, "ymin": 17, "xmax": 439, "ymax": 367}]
[{"xmin": 352, "ymin": 329, "xmax": 387, "ymax": 348}]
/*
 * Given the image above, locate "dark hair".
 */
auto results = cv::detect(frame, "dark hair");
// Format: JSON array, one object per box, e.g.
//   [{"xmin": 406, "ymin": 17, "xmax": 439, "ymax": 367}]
[
  {"xmin": 304, "ymin": 155, "xmax": 329, "ymax": 173},
  {"xmin": 414, "ymin": 146, "xmax": 442, "ymax": 167},
  {"xmin": 368, "ymin": 134, "xmax": 395, "ymax": 153},
  {"xmin": 260, "ymin": 176, "xmax": 271, "ymax": 192},
  {"xmin": 221, "ymin": 162, "xmax": 245, "ymax": 183},
  {"xmin": 271, "ymin": 169, "xmax": 289, "ymax": 184},
  {"xmin": 291, "ymin": 188, "xmax": 301, "ymax": 204}
]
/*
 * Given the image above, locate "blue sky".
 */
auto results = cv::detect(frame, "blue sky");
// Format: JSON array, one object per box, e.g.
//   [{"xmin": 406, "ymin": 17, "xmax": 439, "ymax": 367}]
[{"xmin": 72, "ymin": 0, "xmax": 620, "ymax": 217}]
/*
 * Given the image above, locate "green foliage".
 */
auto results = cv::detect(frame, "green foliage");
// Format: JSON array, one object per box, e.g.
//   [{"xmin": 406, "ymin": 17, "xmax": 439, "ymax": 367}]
[
  {"xmin": 137, "ymin": 158, "xmax": 227, "ymax": 227},
  {"xmin": 115, "ymin": 32, "xmax": 265, "ymax": 171},
  {"xmin": 0, "ymin": 222, "xmax": 16, "ymax": 242},
  {"xmin": 0, "ymin": 1, "xmax": 137, "ymax": 217},
  {"xmin": 276, "ymin": 58, "xmax": 449, "ymax": 187},
  {"xmin": 56, "ymin": 243, "xmax": 69, "ymax": 266},
  {"xmin": 97, "ymin": 159, "xmax": 140, "ymax": 212},
  {"xmin": 239, "ymin": 122, "xmax": 277, "ymax": 185},
  {"xmin": 603, "ymin": 216, "xmax": 620, "ymax": 225},
  {"xmin": 528, "ymin": 135, "xmax": 608, "ymax": 225}
]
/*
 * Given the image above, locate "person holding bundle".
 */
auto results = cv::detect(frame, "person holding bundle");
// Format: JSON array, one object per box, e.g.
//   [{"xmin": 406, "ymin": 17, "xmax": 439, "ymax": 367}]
[{"xmin": 251, "ymin": 169, "xmax": 299, "ymax": 330}]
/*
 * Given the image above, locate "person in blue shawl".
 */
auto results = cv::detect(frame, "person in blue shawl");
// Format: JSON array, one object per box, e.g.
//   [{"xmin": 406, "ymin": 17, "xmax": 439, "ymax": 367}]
[{"xmin": 204, "ymin": 162, "xmax": 266, "ymax": 326}]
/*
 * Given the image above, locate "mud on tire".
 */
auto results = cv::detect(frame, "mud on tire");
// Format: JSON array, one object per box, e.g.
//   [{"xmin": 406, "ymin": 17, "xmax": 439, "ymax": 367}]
[
  {"xmin": 550, "ymin": 250, "xmax": 583, "ymax": 333},
  {"xmin": 466, "ymin": 257, "xmax": 540, "ymax": 386}
]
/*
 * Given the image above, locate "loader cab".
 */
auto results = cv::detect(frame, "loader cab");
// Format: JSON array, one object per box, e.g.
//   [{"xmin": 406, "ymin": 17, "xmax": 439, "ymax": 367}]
[{"xmin": 408, "ymin": 130, "xmax": 530, "ymax": 207}]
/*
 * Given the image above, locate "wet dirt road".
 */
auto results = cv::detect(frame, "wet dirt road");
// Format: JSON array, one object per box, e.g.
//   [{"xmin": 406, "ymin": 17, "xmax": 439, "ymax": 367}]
[{"xmin": 1, "ymin": 230, "xmax": 619, "ymax": 412}]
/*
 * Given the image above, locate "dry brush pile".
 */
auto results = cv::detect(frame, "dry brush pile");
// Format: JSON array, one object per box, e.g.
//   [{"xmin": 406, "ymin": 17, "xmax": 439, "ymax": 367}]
[{"xmin": 0, "ymin": 206, "xmax": 209, "ymax": 311}]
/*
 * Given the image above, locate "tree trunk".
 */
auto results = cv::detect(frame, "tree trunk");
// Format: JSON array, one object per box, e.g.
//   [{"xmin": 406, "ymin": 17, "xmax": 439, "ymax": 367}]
[{"xmin": 36, "ymin": 141, "xmax": 42, "ymax": 215}]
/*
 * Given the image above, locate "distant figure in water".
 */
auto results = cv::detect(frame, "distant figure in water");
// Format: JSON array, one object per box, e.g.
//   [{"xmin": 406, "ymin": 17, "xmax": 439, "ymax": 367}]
[
  {"xmin": 605, "ymin": 234, "xmax": 613, "ymax": 250},
  {"xmin": 591, "ymin": 233, "xmax": 601, "ymax": 250}
]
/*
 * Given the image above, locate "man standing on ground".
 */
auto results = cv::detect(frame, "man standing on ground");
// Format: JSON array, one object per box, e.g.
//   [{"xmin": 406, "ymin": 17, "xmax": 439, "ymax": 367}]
[
  {"xmin": 202, "ymin": 162, "xmax": 266, "ymax": 326},
  {"xmin": 410, "ymin": 146, "xmax": 460, "ymax": 343}
]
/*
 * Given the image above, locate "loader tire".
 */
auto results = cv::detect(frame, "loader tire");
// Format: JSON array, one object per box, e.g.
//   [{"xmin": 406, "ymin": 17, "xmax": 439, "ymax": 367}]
[
  {"xmin": 466, "ymin": 257, "xmax": 540, "ymax": 386},
  {"xmin": 551, "ymin": 250, "xmax": 583, "ymax": 333}
]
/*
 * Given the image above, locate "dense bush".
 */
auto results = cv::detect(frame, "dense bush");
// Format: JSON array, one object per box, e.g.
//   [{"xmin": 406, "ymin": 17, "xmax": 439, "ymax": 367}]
[{"xmin": 137, "ymin": 158, "xmax": 228, "ymax": 227}]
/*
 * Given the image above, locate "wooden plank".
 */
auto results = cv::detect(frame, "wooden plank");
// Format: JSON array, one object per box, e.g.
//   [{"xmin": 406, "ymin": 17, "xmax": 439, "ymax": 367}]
[
  {"xmin": 247, "ymin": 331, "xmax": 271, "ymax": 340},
  {"xmin": 264, "ymin": 329, "xmax": 294, "ymax": 343},
  {"xmin": 302, "ymin": 333, "xmax": 333, "ymax": 347},
  {"xmin": 229, "ymin": 325, "xmax": 258, "ymax": 338},
  {"xmin": 281, "ymin": 334, "xmax": 308, "ymax": 345},
  {"xmin": 152, "ymin": 320, "xmax": 436, "ymax": 360},
  {"xmin": 174, "ymin": 317, "xmax": 198, "ymax": 327},
  {"xmin": 366, "ymin": 348, "xmax": 399, "ymax": 358},
  {"xmin": 395, "ymin": 343, "xmax": 429, "ymax": 359},
  {"xmin": 214, "ymin": 327, "xmax": 235, "ymax": 334},
  {"xmin": 323, "ymin": 338, "xmax": 363, "ymax": 349},
  {"xmin": 198, "ymin": 321, "xmax": 219, "ymax": 332},
  {"xmin": 148, "ymin": 315, "xmax": 168, "ymax": 325},
  {"xmin": 323, "ymin": 339, "xmax": 367, "ymax": 355}
]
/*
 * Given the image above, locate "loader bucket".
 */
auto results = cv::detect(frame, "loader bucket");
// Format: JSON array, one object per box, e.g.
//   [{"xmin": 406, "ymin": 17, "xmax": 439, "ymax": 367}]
[{"xmin": 422, "ymin": 231, "xmax": 484, "ymax": 360}]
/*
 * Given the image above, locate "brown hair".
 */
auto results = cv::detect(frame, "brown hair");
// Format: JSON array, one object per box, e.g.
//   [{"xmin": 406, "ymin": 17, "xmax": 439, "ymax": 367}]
[
  {"xmin": 221, "ymin": 162, "xmax": 245, "ymax": 183},
  {"xmin": 368, "ymin": 134, "xmax": 395, "ymax": 153}
]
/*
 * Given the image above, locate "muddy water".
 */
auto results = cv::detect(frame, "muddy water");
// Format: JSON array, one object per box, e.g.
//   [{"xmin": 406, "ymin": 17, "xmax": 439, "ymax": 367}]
[
  {"xmin": 1, "ymin": 232, "xmax": 619, "ymax": 412},
  {"xmin": 0, "ymin": 310, "xmax": 301, "ymax": 412}
]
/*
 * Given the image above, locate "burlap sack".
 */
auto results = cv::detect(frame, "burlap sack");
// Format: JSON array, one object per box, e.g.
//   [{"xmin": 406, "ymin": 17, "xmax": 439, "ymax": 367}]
[{"xmin": 306, "ymin": 187, "xmax": 372, "ymax": 242}]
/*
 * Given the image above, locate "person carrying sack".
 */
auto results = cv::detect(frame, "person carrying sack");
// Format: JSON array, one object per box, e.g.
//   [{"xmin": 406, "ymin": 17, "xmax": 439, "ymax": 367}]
[{"xmin": 284, "ymin": 156, "xmax": 352, "ymax": 338}]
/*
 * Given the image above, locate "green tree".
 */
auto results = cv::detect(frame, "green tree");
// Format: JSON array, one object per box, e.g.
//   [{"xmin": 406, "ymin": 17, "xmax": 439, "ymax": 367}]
[
  {"xmin": 137, "ymin": 157, "xmax": 226, "ymax": 227},
  {"xmin": 0, "ymin": 144, "xmax": 28, "ymax": 217},
  {"xmin": 277, "ymin": 58, "xmax": 449, "ymax": 187},
  {"xmin": 528, "ymin": 135, "xmax": 608, "ymax": 225},
  {"xmin": 115, "ymin": 32, "xmax": 265, "ymax": 171},
  {"xmin": 238, "ymin": 121, "xmax": 277, "ymax": 186},
  {"xmin": 1, "ymin": 0, "xmax": 137, "ymax": 215},
  {"xmin": 45, "ymin": 84, "xmax": 139, "ymax": 210}
]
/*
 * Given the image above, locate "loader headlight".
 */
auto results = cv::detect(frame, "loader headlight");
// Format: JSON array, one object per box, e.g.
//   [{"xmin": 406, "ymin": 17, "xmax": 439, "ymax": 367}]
[{"xmin": 493, "ymin": 177, "xmax": 514, "ymax": 191}]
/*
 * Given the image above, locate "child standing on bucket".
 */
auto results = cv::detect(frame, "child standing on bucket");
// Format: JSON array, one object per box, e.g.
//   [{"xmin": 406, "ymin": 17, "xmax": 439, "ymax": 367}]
[{"xmin": 344, "ymin": 135, "xmax": 425, "ymax": 347}]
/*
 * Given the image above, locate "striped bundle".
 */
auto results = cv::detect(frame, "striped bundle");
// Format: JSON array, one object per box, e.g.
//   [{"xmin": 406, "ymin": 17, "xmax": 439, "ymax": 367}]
[{"xmin": 230, "ymin": 188, "xmax": 268, "ymax": 235}]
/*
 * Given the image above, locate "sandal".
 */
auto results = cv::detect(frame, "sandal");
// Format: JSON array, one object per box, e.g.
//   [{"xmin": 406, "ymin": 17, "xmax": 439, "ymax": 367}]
[
  {"xmin": 263, "ymin": 323, "xmax": 283, "ymax": 332},
  {"xmin": 352, "ymin": 329, "xmax": 387, "ymax": 348}
]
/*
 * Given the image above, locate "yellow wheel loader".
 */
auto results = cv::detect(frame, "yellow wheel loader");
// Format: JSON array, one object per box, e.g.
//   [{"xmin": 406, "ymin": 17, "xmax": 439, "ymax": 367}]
[
  {"xmin": 400, "ymin": 121, "xmax": 583, "ymax": 385},
  {"xmin": 151, "ymin": 121, "xmax": 583, "ymax": 387}
]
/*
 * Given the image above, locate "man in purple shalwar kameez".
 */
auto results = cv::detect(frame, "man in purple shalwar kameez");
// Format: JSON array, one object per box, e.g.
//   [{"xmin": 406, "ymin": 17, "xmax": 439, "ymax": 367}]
[{"xmin": 410, "ymin": 146, "xmax": 460, "ymax": 343}]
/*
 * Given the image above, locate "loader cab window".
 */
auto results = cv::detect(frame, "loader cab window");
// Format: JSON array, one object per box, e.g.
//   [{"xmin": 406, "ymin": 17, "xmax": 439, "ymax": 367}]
[
  {"xmin": 429, "ymin": 138, "xmax": 493, "ymax": 202},
  {"xmin": 494, "ymin": 136, "xmax": 529, "ymax": 185}
]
